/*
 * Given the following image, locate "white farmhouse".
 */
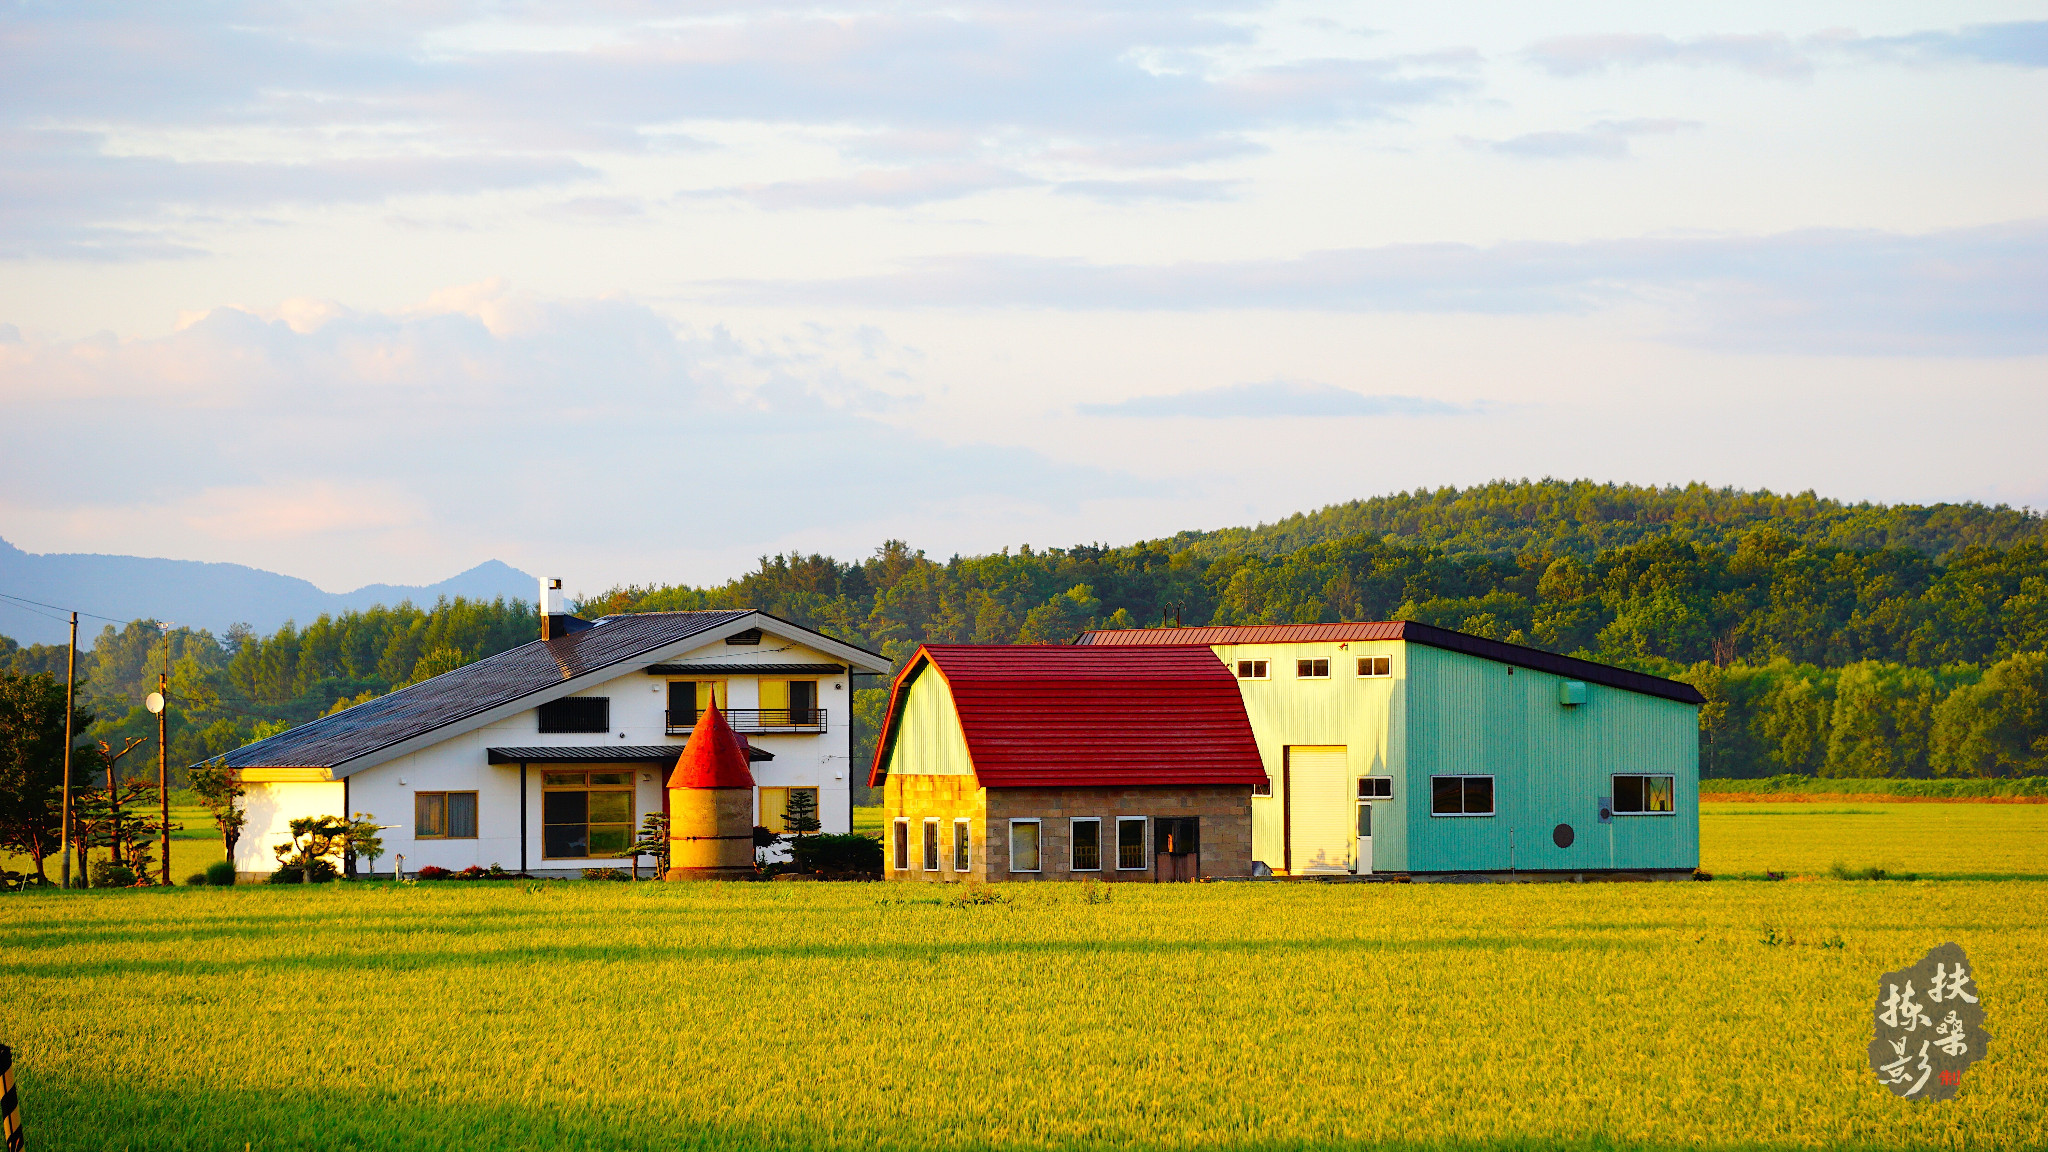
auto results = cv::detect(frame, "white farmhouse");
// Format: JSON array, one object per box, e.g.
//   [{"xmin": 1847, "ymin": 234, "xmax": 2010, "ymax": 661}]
[{"xmin": 213, "ymin": 579, "xmax": 892, "ymax": 879}]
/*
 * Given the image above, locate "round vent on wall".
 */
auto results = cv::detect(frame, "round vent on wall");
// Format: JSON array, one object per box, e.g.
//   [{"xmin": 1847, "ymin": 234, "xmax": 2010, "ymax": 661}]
[{"xmin": 1553, "ymin": 823, "xmax": 1575, "ymax": 849}]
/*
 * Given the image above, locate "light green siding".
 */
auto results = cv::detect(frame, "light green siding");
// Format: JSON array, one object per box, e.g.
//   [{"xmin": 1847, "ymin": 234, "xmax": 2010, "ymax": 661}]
[
  {"xmin": 1218, "ymin": 641, "xmax": 1405, "ymax": 872},
  {"xmin": 1401, "ymin": 644, "xmax": 1699, "ymax": 873},
  {"xmin": 883, "ymin": 667, "xmax": 975, "ymax": 777}
]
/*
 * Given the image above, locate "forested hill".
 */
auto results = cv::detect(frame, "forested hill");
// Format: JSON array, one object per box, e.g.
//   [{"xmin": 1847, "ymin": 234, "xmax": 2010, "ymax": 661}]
[{"xmin": 1158, "ymin": 480, "xmax": 2048, "ymax": 562}]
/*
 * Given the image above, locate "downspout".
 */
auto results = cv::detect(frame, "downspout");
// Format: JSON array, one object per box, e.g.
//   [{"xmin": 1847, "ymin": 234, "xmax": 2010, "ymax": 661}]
[
  {"xmin": 343, "ymin": 775, "xmax": 353, "ymax": 878},
  {"xmin": 846, "ymin": 666, "xmax": 856, "ymax": 834},
  {"xmin": 519, "ymin": 762, "xmax": 528, "ymax": 875}
]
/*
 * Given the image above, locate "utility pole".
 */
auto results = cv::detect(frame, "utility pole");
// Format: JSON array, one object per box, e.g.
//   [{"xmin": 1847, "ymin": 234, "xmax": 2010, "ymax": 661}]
[
  {"xmin": 153, "ymin": 622, "xmax": 174, "ymax": 887},
  {"xmin": 61, "ymin": 611, "xmax": 77, "ymax": 890}
]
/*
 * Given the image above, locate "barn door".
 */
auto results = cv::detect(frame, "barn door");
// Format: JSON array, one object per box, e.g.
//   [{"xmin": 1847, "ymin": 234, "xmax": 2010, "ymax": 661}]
[
  {"xmin": 1154, "ymin": 817, "xmax": 1199, "ymax": 882},
  {"xmin": 1287, "ymin": 746, "xmax": 1351, "ymax": 874}
]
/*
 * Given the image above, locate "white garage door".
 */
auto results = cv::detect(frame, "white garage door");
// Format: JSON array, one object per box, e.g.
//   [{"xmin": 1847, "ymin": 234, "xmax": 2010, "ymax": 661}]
[{"xmin": 1288, "ymin": 745, "xmax": 1352, "ymax": 875}]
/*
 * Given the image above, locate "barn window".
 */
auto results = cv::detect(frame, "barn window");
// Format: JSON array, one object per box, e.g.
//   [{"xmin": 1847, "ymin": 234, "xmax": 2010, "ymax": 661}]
[
  {"xmin": 1429, "ymin": 775, "xmax": 1495, "ymax": 817},
  {"xmin": 1009, "ymin": 820, "xmax": 1042, "ymax": 872},
  {"xmin": 1070, "ymin": 818, "xmax": 1101, "ymax": 871},
  {"xmin": 892, "ymin": 819, "xmax": 910, "ymax": 871},
  {"xmin": 1116, "ymin": 816, "xmax": 1148, "ymax": 869},
  {"xmin": 1296, "ymin": 658, "xmax": 1330, "ymax": 679},
  {"xmin": 1357, "ymin": 776, "xmax": 1393, "ymax": 800},
  {"xmin": 922, "ymin": 818, "xmax": 941, "ymax": 870},
  {"xmin": 1236, "ymin": 660, "xmax": 1269, "ymax": 680},
  {"xmin": 1357, "ymin": 656, "xmax": 1392, "ymax": 678},
  {"xmin": 537, "ymin": 697, "xmax": 609, "ymax": 733},
  {"xmin": 953, "ymin": 819, "xmax": 971, "ymax": 872},
  {"xmin": 414, "ymin": 791, "xmax": 478, "ymax": 839},
  {"xmin": 541, "ymin": 771, "xmax": 634, "ymax": 857},
  {"xmin": 1613, "ymin": 775, "xmax": 1675, "ymax": 814}
]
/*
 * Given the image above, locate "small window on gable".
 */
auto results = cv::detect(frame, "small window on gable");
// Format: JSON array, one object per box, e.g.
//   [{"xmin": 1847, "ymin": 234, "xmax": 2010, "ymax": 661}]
[
  {"xmin": 1357, "ymin": 656, "xmax": 1392, "ymax": 678},
  {"xmin": 1297, "ymin": 658, "xmax": 1330, "ymax": 679},
  {"xmin": 725, "ymin": 628, "xmax": 762, "ymax": 645},
  {"xmin": 1357, "ymin": 776, "xmax": 1393, "ymax": 800},
  {"xmin": 1236, "ymin": 659, "xmax": 1269, "ymax": 680},
  {"xmin": 537, "ymin": 697, "xmax": 609, "ymax": 733}
]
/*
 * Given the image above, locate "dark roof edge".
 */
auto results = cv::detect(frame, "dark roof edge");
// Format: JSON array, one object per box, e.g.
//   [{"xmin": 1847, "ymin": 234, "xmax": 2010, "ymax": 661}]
[
  {"xmin": 646, "ymin": 662, "xmax": 846, "ymax": 675},
  {"xmin": 1395, "ymin": 622, "xmax": 1705, "ymax": 705}
]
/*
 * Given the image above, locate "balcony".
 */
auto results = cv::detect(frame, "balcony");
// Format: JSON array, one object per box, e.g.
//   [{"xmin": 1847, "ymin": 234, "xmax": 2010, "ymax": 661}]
[{"xmin": 666, "ymin": 708, "xmax": 827, "ymax": 736}]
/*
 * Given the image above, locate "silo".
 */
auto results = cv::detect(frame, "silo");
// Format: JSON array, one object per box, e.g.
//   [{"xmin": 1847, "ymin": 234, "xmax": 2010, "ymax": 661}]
[{"xmin": 665, "ymin": 701, "xmax": 758, "ymax": 879}]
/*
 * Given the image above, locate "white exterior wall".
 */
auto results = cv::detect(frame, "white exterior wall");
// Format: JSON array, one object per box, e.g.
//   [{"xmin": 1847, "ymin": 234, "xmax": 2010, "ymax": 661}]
[
  {"xmin": 300, "ymin": 630, "xmax": 861, "ymax": 878},
  {"xmin": 235, "ymin": 780, "xmax": 346, "ymax": 877}
]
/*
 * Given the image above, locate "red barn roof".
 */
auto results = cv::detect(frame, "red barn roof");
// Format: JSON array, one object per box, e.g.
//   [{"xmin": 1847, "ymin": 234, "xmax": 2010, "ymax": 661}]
[
  {"xmin": 667, "ymin": 702, "xmax": 757, "ymax": 790},
  {"xmin": 868, "ymin": 644, "xmax": 1266, "ymax": 789},
  {"xmin": 1077, "ymin": 620, "xmax": 1704, "ymax": 705}
]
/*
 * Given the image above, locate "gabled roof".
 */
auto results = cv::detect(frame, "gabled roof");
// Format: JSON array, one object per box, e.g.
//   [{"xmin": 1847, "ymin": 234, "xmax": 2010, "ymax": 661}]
[
  {"xmin": 1075, "ymin": 620, "xmax": 1705, "ymax": 705},
  {"xmin": 869, "ymin": 644, "xmax": 1266, "ymax": 789},
  {"xmin": 212, "ymin": 610, "xmax": 886, "ymax": 777}
]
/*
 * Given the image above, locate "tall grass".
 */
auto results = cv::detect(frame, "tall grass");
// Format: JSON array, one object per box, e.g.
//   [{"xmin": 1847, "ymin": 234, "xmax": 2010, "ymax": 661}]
[{"xmin": 2, "ymin": 880, "xmax": 2042, "ymax": 1150}]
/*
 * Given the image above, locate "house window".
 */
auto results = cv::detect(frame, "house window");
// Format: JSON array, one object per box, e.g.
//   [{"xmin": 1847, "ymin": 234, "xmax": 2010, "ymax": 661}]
[
  {"xmin": 1296, "ymin": 658, "xmax": 1330, "ymax": 679},
  {"xmin": 1357, "ymin": 656, "xmax": 1391, "ymax": 678},
  {"xmin": 759, "ymin": 678, "xmax": 821, "ymax": 725},
  {"xmin": 541, "ymin": 771, "xmax": 634, "ymax": 857},
  {"xmin": 923, "ymin": 818, "xmax": 941, "ymax": 871},
  {"xmin": 1235, "ymin": 660, "xmax": 1269, "ymax": 680},
  {"xmin": 758, "ymin": 787, "xmax": 820, "ymax": 833},
  {"xmin": 1009, "ymin": 820, "xmax": 1041, "ymax": 873},
  {"xmin": 414, "ymin": 791, "xmax": 478, "ymax": 839},
  {"xmin": 1358, "ymin": 776, "xmax": 1393, "ymax": 800},
  {"xmin": 1613, "ymin": 774, "xmax": 1675, "ymax": 814},
  {"xmin": 537, "ymin": 697, "xmax": 609, "ymax": 733},
  {"xmin": 666, "ymin": 680, "xmax": 726, "ymax": 728},
  {"xmin": 1070, "ymin": 818, "xmax": 1101, "ymax": 871},
  {"xmin": 1430, "ymin": 775, "xmax": 1495, "ymax": 817},
  {"xmin": 1252, "ymin": 776, "xmax": 1273, "ymax": 797},
  {"xmin": 892, "ymin": 819, "xmax": 909, "ymax": 871},
  {"xmin": 953, "ymin": 819, "xmax": 971, "ymax": 872},
  {"xmin": 1116, "ymin": 816, "xmax": 1147, "ymax": 869}
]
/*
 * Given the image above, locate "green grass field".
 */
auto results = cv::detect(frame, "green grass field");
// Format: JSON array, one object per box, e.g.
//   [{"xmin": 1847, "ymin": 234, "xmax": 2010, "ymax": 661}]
[{"xmin": 1700, "ymin": 802, "xmax": 2048, "ymax": 880}]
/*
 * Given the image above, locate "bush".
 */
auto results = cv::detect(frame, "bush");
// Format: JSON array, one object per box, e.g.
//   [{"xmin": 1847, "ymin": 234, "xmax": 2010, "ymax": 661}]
[
  {"xmin": 791, "ymin": 833, "xmax": 884, "ymax": 875},
  {"xmin": 268, "ymin": 859, "xmax": 338, "ymax": 884},
  {"xmin": 581, "ymin": 868, "xmax": 633, "ymax": 881},
  {"xmin": 185, "ymin": 872, "xmax": 209, "ymax": 886},
  {"xmin": 90, "ymin": 860, "xmax": 136, "ymax": 889},
  {"xmin": 204, "ymin": 860, "xmax": 238, "ymax": 886},
  {"xmin": 414, "ymin": 865, "xmax": 452, "ymax": 880}
]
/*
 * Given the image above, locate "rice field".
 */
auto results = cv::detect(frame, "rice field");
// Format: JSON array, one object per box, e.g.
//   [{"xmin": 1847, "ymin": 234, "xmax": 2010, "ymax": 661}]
[
  {"xmin": 3, "ymin": 875, "xmax": 2043, "ymax": 1151},
  {"xmin": 1700, "ymin": 801, "xmax": 2048, "ymax": 880}
]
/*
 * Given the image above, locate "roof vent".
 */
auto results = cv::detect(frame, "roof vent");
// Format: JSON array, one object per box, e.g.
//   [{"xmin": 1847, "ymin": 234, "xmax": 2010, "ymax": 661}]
[{"xmin": 725, "ymin": 628, "xmax": 762, "ymax": 646}]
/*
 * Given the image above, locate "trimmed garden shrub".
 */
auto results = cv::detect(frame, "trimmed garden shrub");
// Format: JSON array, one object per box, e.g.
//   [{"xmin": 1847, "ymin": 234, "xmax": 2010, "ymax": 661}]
[{"xmin": 204, "ymin": 860, "xmax": 237, "ymax": 886}]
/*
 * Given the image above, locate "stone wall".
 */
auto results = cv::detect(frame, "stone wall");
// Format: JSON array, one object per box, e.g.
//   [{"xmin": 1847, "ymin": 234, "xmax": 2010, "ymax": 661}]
[{"xmin": 885, "ymin": 776, "xmax": 1253, "ymax": 882}]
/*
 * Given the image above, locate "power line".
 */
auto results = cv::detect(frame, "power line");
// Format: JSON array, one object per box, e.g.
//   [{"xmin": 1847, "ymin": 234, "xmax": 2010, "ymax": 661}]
[{"xmin": 0, "ymin": 591, "xmax": 157, "ymax": 626}]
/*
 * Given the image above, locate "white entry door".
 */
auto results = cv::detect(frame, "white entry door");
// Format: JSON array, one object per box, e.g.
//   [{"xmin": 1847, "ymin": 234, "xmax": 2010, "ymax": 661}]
[
  {"xmin": 1356, "ymin": 801, "xmax": 1373, "ymax": 876},
  {"xmin": 1288, "ymin": 746, "xmax": 1351, "ymax": 874}
]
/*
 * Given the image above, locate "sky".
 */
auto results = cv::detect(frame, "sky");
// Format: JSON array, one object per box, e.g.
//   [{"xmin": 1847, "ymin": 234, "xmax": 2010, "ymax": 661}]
[{"xmin": 2, "ymin": 1, "xmax": 2045, "ymax": 597}]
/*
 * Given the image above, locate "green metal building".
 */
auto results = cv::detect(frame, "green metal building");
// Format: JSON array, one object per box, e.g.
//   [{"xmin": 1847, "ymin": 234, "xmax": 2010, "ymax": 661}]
[{"xmin": 1076, "ymin": 622, "xmax": 1705, "ymax": 880}]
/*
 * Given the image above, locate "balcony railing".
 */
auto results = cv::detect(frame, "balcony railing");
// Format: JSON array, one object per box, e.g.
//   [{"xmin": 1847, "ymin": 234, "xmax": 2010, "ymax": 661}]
[{"xmin": 666, "ymin": 708, "xmax": 827, "ymax": 735}]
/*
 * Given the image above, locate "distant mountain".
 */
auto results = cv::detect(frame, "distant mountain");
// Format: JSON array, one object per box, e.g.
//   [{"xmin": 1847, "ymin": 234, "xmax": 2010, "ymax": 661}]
[{"xmin": 0, "ymin": 537, "xmax": 535, "ymax": 647}]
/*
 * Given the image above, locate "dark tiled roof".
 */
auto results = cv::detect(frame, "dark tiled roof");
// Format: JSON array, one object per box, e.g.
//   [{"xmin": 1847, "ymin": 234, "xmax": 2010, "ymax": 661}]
[
  {"xmin": 644, "ymin": 662, "xmax": 847, "ymax": 675},
  {"xmin": 870, "ymin": 645, "xmax": 1266, "ymax": 789},
  {"xmin": 486, "ymin": 744, "xmax": 773, "ymax": 764},
  {"xmin": 1075, "ymin": 621, "xmax": 1705, "ymax": 705},
  {"xmin": 214, "ymin": 611, "xmax": 755, "ymax": 772}
]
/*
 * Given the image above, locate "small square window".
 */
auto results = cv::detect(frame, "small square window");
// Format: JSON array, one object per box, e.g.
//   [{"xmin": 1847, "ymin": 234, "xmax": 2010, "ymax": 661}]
[
  {"xmin": 1252, "ymin": 776, "xmax": 1273, "ymax": 797},
  {"xmin": 1357, "ymin": 656, "xmax": 1391, "ymax": 678},
  {"xmin": 1070, "ymin": 818, "xmax": 1101, "ymax": 871},
  {"xmin": 1236, "ymin": 659, "xmax": 1270, "ymax": 680},
  {"xmin": 1296, "ymin": 658, "xmax": 1330, "ymax": 679},
  {"xmin": 1357, "ymin": 776, "xmax": 1393, "ymax": 800}
]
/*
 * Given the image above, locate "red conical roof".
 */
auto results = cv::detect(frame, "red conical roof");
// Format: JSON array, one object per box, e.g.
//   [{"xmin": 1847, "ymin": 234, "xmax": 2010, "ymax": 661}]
[{"xmin": 666, "ymin": 701, "xmax": 756, "ymax": 789}]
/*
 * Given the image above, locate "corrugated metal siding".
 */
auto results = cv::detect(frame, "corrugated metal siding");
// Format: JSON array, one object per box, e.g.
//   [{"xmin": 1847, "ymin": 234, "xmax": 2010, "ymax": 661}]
[
  {"xmin": 869, "ymin": 645, "xmax": 1265, "ymax": 789},
  {"xmin": 888, "ymin": 667, "xmax": 975, "ymax": 777},
  {"xmin": 1403, "ymin": 645, "xmax": 1698, "ymax": 873}
]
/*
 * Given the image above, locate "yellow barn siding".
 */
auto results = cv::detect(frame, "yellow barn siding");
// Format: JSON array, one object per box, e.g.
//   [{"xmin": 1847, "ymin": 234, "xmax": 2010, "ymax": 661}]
[{"xmin": 886, "ymin": 668, "xmax": 975, "ymax": 778}]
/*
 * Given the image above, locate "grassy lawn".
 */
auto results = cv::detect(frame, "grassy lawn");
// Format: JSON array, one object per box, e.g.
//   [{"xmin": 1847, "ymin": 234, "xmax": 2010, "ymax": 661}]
[{"xmin": 1, "ymin": 878, "xmax": 2042, "ymax": 1151}]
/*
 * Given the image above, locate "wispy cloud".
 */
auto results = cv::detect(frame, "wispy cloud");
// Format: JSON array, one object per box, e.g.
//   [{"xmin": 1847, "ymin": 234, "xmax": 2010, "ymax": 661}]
[
  {"xmin": 1080, "ymin": 380, "xmax": 1468, "ymax": 418},
  {"xmin": 689, "ymin": 165, "xmax": 1040, "ymax": 210},
  {"xmin": 1055, "ymin": 176, "xmax": 1239, "ymax": 202},
  {"xmin": 1482, "ymin": 118, "xmax": 1699, "ymax": 160},
  {"xmin": 1527, "ymin": 22, "xmax": 2048, "ymax": 80},
  {"xmin": 707, "ymin": 221, "xmax": 2048, "ymax": 356}
]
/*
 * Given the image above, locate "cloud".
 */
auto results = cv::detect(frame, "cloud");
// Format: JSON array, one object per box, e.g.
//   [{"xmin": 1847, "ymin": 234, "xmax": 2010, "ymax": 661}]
[
  {"xmin": 1482, "ymin": 118, "xmax": 1699, "ymax": 160},
  {"xmin": 1054, "ymin": 176, "xmax": 1239, "ymax": 202},
  {"xmin": 690, "ymin": 165, "xmax": 1041, "ymax": 210},
  {"xmin": 1526, "ymin": 22, "xmax": 2048, "ymax": 79},
  {"xmin": 705, "ymin": 220, "xmax": 2048, "ymax": 356},
  {"xmin": 1079, "ymin": 380, "xmax": 1468, "ymax": 418},
  {"xmin": 0, "ymin": 282, "xmax": 1138, "ymax": 561}
]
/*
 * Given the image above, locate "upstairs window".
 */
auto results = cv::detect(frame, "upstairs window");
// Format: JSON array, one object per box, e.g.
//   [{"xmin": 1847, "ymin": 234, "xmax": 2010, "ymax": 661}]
[
  {"xmin": 538, "ymin": 697, "xmax": 609, "ymax": 733},
  {"xmin": 1430, "ymin": 775, "xmax": 1495, "ymax": 817},
  {"xmin": 666, "ymin": 681, "xmax": 726, "ymax": 727},
  {"xmin": 1297, "ymin": 658, "xmax": 1330, "ymax": 679},
  {"xmin": 1613, "ymin": 774, "xmax": 1675, "ymax": 814},
  {"xmin": 1236, "ymin": 659, "xmax": 1270, "ymax": 680},
  {"xmin": 1358, "ymin": 776, "xmax": 1393, "ymax": 800},
  {"xmin": 1357, "ymin": 656, "xmax": 1392, "ymax": 678}
]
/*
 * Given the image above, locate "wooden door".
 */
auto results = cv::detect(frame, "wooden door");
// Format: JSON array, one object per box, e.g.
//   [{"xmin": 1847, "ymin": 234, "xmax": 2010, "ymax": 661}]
[{"xmin": 1154, "ymin": 817, "xmax": 1199, "ymax": 882}]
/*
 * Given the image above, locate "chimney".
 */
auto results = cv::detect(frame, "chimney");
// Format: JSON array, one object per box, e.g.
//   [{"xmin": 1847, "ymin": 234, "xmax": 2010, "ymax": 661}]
[{"xmin": 540, "ymin": 577, "xmax": 572, "ymax": 641}]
